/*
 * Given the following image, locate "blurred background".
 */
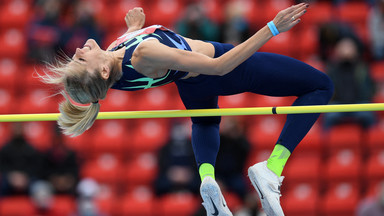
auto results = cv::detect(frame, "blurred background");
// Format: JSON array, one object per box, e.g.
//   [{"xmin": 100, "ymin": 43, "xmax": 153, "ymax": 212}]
[{"xmin": 0, "ymin": 0, "xmax": 384, "ymax": 215}]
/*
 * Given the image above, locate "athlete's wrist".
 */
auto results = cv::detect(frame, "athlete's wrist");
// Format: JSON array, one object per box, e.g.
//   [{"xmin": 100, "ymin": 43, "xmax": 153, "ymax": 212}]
[{"xmin": 267, "ymin": 21, "xmax": 280, "ymax": 36}]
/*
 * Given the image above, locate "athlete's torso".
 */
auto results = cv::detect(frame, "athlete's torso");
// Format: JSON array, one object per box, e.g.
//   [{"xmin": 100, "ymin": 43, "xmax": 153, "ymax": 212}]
[{"xmin": 110, "ymin": 25, "xmax": 193, "ymax": 91}]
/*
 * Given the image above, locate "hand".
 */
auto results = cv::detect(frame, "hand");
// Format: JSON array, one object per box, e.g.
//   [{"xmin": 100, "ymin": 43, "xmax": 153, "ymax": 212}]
[
  {"xmin": 272, "ymin": 3, "xmax": 308, "ymax": 33},
  {"xmin": 125, "ymin": 7, "xmax": 145, "ymax": 31}
]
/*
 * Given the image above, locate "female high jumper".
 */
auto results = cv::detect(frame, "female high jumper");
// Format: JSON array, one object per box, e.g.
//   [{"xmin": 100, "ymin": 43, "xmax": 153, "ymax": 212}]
[{"xmin": 42, "ymin": 3, "xmax": 333, "ymax": 216}]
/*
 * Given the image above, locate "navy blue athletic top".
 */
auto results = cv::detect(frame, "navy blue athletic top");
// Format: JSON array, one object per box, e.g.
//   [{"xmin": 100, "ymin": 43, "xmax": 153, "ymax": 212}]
[{"xmin": 110, "ymin": 25, "xmax": 192, "ymax": 91}]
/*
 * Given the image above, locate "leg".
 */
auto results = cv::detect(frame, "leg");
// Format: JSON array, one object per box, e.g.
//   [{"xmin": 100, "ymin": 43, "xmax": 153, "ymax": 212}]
[
  {"xmin": 240, "ymin": 53, "xmax": 333, "ymax": 216},
  {"xmin": 244, "ymin": 53, "xmax": 334, "ymax": 153},
  {"xmin": 175, "ymin": 91, "xmax": 232, "ymax": 216}
]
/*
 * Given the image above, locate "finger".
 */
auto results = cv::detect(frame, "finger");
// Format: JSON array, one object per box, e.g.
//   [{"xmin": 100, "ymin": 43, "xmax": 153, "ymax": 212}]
[
  {"xmin": 291, "ymin": 6, "xmax": 307, "ymax": 21},
  {"xmin": 289, "ymin": 3, "xmax": 308, "ymax": 17},
  {"xmin": 284, "ymin": 3, "xmax": 307, "ymax": 14},
  {"xmin": 290, "ymin": 17, "xmax": 302, "ymax": 28},
  {"xmin": 134, "ymin": 7, "xmax": 144, "ymax": 13}
]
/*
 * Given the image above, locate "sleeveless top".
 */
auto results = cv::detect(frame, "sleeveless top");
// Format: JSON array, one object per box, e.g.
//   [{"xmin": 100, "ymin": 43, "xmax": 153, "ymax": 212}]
[{"xmin": 110, "ymin": 25, "xmax": 192, "ymax": 91}]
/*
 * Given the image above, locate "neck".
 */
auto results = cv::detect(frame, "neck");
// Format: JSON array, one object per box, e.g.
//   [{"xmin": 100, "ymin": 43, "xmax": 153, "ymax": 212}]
[{"xmin": 107, "ymin": 48, "xmax": 125, "ymax": 81}]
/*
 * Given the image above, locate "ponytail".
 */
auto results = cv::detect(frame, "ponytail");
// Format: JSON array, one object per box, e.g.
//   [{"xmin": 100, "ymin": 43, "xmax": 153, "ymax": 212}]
[
  {"xmin": 39, "ymin": 53, "xmax": 113, "ymax": 137},
  {"xmin": 58, "ymin": 93, "xmax": 100, "ymax": 137}
]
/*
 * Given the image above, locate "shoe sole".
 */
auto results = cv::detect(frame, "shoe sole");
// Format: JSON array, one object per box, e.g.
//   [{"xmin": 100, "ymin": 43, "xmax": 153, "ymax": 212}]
[
  {"xmin": 248, "ymin": 165, "xmax": 284, "ymax": 216},
  {"xmin": 200, "ymin": 181, "xmax": 232, "ymax": 216}
]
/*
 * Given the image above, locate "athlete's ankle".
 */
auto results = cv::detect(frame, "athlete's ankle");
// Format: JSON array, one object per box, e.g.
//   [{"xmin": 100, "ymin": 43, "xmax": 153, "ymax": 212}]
[
  {"xmin": 267, "ymin": 144, "xmax": 291, "ymax": 177},
  {"xmin": 199, "ymin": 163, "xmax": 215, "ymax": 181}
]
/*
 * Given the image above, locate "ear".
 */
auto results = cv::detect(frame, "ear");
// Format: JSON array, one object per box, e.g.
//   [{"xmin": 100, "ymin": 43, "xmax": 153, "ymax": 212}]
[{"xmin": 100, "ymin": 65, "xmax": 110, "ymax": 80}]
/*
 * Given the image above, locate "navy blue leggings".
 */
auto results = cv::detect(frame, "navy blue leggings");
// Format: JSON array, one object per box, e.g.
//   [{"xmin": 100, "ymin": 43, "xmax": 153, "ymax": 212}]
[{"xmin": 175, "ymin": 42, "xmax": 334, "ymax": 166}]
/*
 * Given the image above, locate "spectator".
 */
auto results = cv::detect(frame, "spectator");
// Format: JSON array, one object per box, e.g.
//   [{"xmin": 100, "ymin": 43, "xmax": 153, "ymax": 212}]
[
  {"xmin": 0, "ymin": 123, "xmax": 43, "ymax": 196},
  {"xmin": 216, "ymin": 117, "xmax": 251, "ymax": 200},
  {"xmin": 219, "ymin": 1, "xmax": 251, "ymax": 45},
  {"xmin": 357, "ymin": 182, "xmax": 384, "ymax": 216},
  {"xmin": 26, "ymin": 0, "xmax": 64, "ymax": 63},
  {"xmin": 369, "ymin": 0, "xmax": 384, "ymax": 60},
  {"xmin": 322, "ymin": 37, "xmax": 376, "ymax": 129},
  {"xmin": 175, "ymin": 3, "xmax": 219, "ymax": 41},
  {"xmin": 27, "ymin": 0, "xmax": 104, "ymax": 63},
  {"xmin": 60, "ymin": 0, "xmax": 104, "ymax": 55},
  {"xmin": 41, "ymin": 127, "xmax": 79, "ymax": 195},
  {"xmin": 318, "ymin": 22, "xmax": 364, "ymax": 62},
  {"xmin": 154, "ymin": 120, "xmax": 200, "ymax": 196},
  {"xmin": 76, "ymin": 178, "xmax": 106, "ymax": 216}
]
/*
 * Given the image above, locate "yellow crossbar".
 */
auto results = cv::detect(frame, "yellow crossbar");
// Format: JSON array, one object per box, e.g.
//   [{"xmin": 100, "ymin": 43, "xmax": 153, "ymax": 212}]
[{"xmin": 0, "ymin": 103, "xmax": 383, "ymax": 122}]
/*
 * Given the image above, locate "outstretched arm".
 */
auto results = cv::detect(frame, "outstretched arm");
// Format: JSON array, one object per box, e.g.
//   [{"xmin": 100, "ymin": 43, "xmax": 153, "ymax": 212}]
[{"xmin": 133, "ymin": 3, "xmax": 308, "ymax": 76}]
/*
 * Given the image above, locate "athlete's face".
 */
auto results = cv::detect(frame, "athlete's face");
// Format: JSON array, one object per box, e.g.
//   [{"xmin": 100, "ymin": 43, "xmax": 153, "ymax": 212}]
[{"xmin": 72, "ymin": 39, "xmax": 105, "ymax": 73}]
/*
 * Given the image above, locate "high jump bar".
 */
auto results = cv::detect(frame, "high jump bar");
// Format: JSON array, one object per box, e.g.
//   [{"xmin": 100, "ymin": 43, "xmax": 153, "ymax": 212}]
[{"xmin": 0, "ymin": 103, "xmax": 383, "ymax": 122}]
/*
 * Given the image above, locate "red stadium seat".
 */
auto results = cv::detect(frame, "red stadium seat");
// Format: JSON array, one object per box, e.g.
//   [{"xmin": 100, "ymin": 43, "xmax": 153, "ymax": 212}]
[
  {"xmin": 156, "ymin": 192, "xmax": 200, "ymax": 216},
  {"xmin": 63, "ymin": 129, "xmax": 94, "ymax": 157},
  {"xmin": 261, "ymin": 0, "xmax": 294, "ymax": 26},
  {"xmin": 100, "ymin": 89, "xmax": 137, "ymax": 112},
  {"xmin": 325, "ymin": 124, "xmax": 363, "ymax": 155},
  {"xmin": 23, "ymin": 121, "xmax": 55, "ymax": 151},
  {"xmin": 146, "ymin": 0, "xmax": 185, "ymax": 28},
  {"xmin": 0, "ymin": 58, "xmax": 19, "ymax": 92},
  {"xmin": 95, "ymin": 195, "xmax": 117, "ymax": 216},
  {"xmin": 135, "ymin": 87, "xmax": 174, "ymax": 111},
  {"xmin": 0, "ymin": 28, "xmax": 27, "ymax": 58},
  {"xmin": 200, "ymin": 0, "xmax": 223, "ymax": 23},
  {"xmin": 86, "ymin": 0, "xmax": 111, "ymax": 28},
  {"xmin": 296, "ymin": 27, "xmax": 319, "ymax": 60},
  {"xmin": 102, "ymin": 28, "xmax": 127, "ymax": 49},
  {"xmin": 0, "ymin": 0, "xmax": 31, "ymax": 28},
  {"xmin": 24, "ymin": 65, "xmax": 50, "ymax": 91},
  {"xmin": 336, "ymin": 2, "xmax": 370, "ymax": 27},
  {"xmin": 366, "ymin": 121, "xmax": 384, "ymax": 153},
  {"xmin": 364, "ymin": 180, "xmax": 384, "ymax": 199},
  {"xmin": 370, "ymin": 61, "xmax": 384, "ymax": 82},
  {"xmin": 283, "ymin": 153, "xmax": 322, "ymax": 187},
  {"xmin": 301, "ymin": 2, "xmax": 334, "ymax": 27},
  {"xmin": 107, "ymin": 0, "xmax": 146, "ymax": 30},
  {"xmin": 120, "ymin": 187, "xmax": 155, "ymax": 216},
  {"xmin": 18, "ymin": 88, "xmax": 59, "ymax": 114},
  {"xmin": 50, "ymin": 196, "xmax": 76, "ymax": 216},
  {"xmin": 320, "ymin": 182, "xmax": 360, "ymax": 216},
  {"xmin": 281, "ymin": 183, "xmax": 320, "ymax": 216},
  {"xmin": 81, "ymin": 154, "xmax": 124, "ymax": 184},
  {"xmin": 0, "ymin": 88, "xmax": 16, "ymax": 114},
  {"xmin": 246, "ymin": 116, "xmax": 284, "ymax": 150},
  {"xmin": 219, "ymin": 93, "xmax": 252, "ymax": 108},
  {"xmin": 259, "ymin": 31, "xmax": 295, "ymax": 56},
  {"xmin": 365, "ymin": 150, "xmax": 384, "ymax": 186},
  {"xmin": 324, "ymin": 149, "xmax": 362, "ymax": 186},
  {"xmin": 0, "ymin": 196, "xmax": 36, "ymax": 216},
  {"xmin": 124, "ymin": 153, "xmax": 158, "ymax": 187},
  {"xmin": 226, "ymin": 0, "xmax": 264, "ymax": 28},
  {"xmin": 249, "ymin": 94, "xmax": 295, "ymax": 108},
  {"xmin": 130, "ymin": 119, "xmax": 170, "ymax": 153},
  {"xmin": 90, "ymin": 120, "xmax": 130, "ymax": 156},
  {"xmin": 294, "ymin": 122, "xmax": 323, "ymax": 154}
]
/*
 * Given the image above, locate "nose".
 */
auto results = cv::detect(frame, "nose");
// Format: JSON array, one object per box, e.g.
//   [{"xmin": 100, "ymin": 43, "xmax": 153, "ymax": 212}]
[
  {"xmin": 75, "ymin": 47, "xmax": 85, "ymax": 55},
  {"xmin": 73, "ymin": 48, "xmax": 83, "ymax": 59}
]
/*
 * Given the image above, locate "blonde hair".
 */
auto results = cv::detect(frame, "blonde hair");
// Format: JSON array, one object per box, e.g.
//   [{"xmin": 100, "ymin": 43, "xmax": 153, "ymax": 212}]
[{"xmin": 40, "ymin": 54, "xmax": 115, "ymax": 137}]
